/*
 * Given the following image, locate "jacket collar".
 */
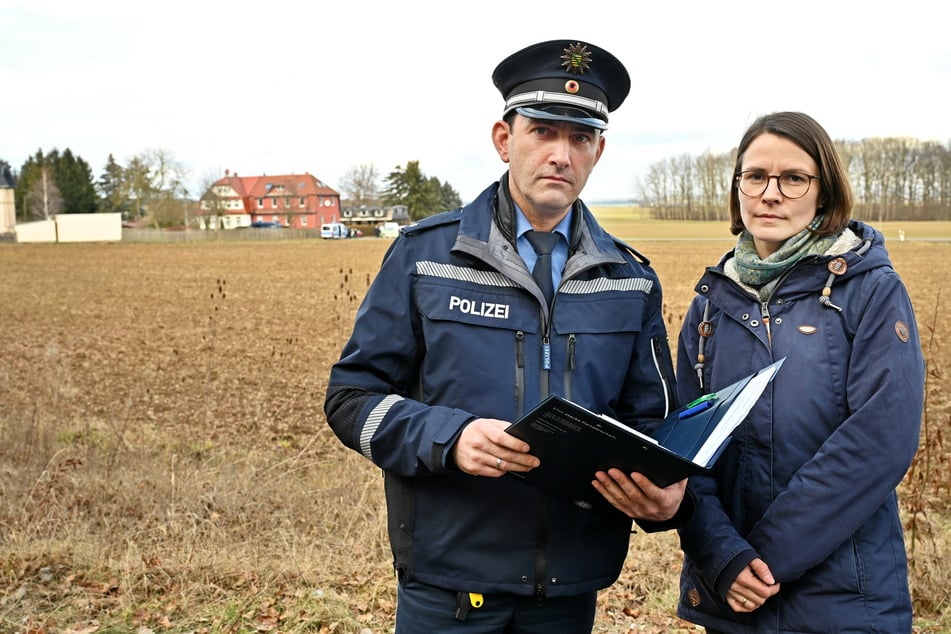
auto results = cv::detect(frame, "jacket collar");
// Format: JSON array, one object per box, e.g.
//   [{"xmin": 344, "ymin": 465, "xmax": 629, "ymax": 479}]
[
  {"xmin": 454, "ymin": 174, "xmax": 629, "ymax": 272},
  {"xmin": 493, "ymin": 171, "xmax": 585, "ymax": 252}
]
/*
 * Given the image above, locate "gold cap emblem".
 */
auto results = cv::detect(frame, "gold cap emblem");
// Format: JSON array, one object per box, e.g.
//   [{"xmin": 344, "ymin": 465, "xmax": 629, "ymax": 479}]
[{"xmin": 561, "ymin": 42, "xmax": 592, "ymax": 75}]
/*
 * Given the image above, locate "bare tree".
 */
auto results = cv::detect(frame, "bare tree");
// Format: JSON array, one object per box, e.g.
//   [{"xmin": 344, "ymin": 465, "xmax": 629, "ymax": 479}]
[
  {"xmin": 140, "ymin": 148, "xmax": 188, "ymax": 227},
  {"xmin": 642, "ymin": 135, "xmax": 951, "ymax": 221},
  {"xmin": 25, "ymin": 166, "xmax": 64, "ymax": 220},
  {"xmin": 339, "ymin": 163, "xmax": 381, "ymax": 207},
  {"xmin": 694, "ymin": 151, "xmax": 732, "ymax": 222},
  {"xmin": 639, "ymin": 162, "xmax": 672, "ymax": 219}
]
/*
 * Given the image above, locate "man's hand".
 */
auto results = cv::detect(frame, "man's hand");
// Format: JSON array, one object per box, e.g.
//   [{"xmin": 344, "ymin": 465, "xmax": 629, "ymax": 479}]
[
  {"xmin": 591, "ymin": 468, "xmax": 686, "ymax": 520},
  {"xmin": 452, "ymin": 418, "xmax": 540, "ymax": 477}
]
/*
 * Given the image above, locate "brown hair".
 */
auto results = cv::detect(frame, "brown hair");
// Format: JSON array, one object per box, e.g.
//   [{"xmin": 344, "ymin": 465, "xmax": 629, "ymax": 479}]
[{"xmin": 729, "ymin": 111, "xmax": 853, "ymax": 236}]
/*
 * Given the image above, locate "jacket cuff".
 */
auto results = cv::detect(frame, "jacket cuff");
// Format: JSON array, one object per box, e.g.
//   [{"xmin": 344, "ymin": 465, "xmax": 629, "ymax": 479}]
[
  {"xmin": 715, "ymin": 549, "xmax": 757, "ymax": 599},
  {"xmin": 440, "ymin": 416, "xmax": 477, "ymax": 471},
  {"xmin": 634, "ymin": 487, "xmax": 695, "ymax": 533}
]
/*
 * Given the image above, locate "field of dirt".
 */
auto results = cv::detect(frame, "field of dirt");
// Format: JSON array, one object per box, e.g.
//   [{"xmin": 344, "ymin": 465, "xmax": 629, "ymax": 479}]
[{"xmin": 1, "ymin": 236, "xmax": 948, "ymax": 633}]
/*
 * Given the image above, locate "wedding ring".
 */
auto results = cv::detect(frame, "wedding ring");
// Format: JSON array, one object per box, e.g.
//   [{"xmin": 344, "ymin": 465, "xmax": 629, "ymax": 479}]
[
  {"xmin": 741, "ymin": 597, "xmax": 748, "ymax": 606},
  {"xmin": 495, "ymin": 457, "xmax": 502, "ymax": 469}
]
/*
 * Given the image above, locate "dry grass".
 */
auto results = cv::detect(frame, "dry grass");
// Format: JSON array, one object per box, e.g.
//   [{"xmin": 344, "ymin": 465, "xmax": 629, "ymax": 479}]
[{"xmin": 1, "ymin": 219, "xmax": 949, "ymax": 633}]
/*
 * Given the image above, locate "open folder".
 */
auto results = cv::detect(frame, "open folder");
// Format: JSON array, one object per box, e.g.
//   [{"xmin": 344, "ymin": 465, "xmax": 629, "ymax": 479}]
[{"xmin": 504, "ymin": 358, "xmax": 785, "ymax": 512}]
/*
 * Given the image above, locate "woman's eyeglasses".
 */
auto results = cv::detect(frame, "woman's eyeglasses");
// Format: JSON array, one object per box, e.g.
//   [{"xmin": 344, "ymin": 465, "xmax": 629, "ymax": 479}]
[{"xmin": 735, "ymin": 170, "xmax": 819, "ymax": 199}]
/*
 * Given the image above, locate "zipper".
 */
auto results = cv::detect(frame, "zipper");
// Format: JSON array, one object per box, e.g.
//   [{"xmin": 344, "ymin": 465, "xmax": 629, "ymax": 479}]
[
  {"xmin": 650, "ymin": 335, "xmax": 675, "ymax": 416},
  {"xmin": 760, "ymin": 301, "xmax": 772, "ymax": 347},
  {"xmin": 539, "ymin": 333, "xmax": 551, "ymax": 398},
  {"xmin": 515, "ymin": 330, "xmax": 525, "ymax": 418},
  {"xmin": 565, "ymin": 334, "xmax": 576, "ymax": 400},
  {"xmin": 537, "ymin": 292, "xmax": 552, "ymax": 399}
]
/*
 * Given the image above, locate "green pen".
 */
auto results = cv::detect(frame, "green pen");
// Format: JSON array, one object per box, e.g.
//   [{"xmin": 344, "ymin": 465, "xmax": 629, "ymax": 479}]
[{"xmin": 684, "ymin": 392, "xmax": 718, "ymax": 409}]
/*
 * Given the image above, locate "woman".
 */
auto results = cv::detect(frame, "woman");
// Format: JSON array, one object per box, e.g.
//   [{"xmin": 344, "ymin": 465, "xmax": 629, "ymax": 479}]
[{"xmin": 675, "ymin": 111, "xmax": 924, "ymax": 633}]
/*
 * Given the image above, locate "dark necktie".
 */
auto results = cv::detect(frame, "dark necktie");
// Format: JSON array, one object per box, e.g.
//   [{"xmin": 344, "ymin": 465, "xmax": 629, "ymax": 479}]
[{"xmin": 524, "ymin": 230, "xmax": 560, "ymax": 305}]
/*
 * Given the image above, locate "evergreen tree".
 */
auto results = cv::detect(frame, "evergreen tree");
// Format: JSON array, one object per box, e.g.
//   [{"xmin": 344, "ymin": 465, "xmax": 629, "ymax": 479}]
[
  {"xmin": 54, "ymin": 149, "xmax": 98, "ymax": 212},
  {"xmin": 439, "ymin": 180, "xmax": 462, "ymax": 211},
  {"xmin": 382, "ymin": 161, "xmax": 459, "ymax": 220},
  {"xmin": 15, "ymin": 148, "xmax": 99, "ymax": 215},
  {"xmin": 14, "ymin": 149, "xmax": 46, "ymax": 220},
  {"xmin": 97, "ymin": 154, "xmax": 129, "ymax": 216}
]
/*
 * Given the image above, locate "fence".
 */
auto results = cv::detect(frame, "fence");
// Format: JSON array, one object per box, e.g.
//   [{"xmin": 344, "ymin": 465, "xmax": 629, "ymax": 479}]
[{"xmin": 122, "ymin": 228, "xmax": 324, "ymax": 243}]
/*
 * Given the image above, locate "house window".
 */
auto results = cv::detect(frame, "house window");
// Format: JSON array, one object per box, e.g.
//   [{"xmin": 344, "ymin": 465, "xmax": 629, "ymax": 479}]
[
  {"xmin": 271, "ymin": 198, "xmax": 277, "ymax": 208},
  {"xmin": 299, "ymin": 197, "xmax": 305, "ymax": 207},
  {"xmin": 301, "ymin": 216, "xmax": 308, "ymax": 227},
  {"xmin": 257, "ymin": 198, "xmax": 263, "ymax": 208}
]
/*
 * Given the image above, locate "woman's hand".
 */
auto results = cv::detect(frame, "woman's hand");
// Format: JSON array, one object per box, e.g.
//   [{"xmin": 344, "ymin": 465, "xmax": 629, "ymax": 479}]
[{"xmin": 727, "ymin": 558, "xmax": 780, "ymax": 612}]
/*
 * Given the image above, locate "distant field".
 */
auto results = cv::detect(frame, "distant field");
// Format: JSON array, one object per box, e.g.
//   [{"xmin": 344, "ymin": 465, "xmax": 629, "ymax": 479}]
[{"xmin": 589, "ymin": 206, "xmax": 951, "ymax": 242}]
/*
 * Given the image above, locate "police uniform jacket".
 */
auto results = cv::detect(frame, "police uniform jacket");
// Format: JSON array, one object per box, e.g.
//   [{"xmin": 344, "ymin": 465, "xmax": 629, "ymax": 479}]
[
  {"xmin": 675, "ymin": 220, "xmax": 924, "ymax": 633},
  {"xmin": 325, "ymin": 175, "xmax": 680, "ymax": 598}
]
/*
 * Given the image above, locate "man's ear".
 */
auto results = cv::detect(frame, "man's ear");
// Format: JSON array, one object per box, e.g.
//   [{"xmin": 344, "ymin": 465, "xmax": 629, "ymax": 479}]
[
  {"xmin": 592, "ymin": 134, "xmax": 606, "ymax": 167},
  {"xmin": 492, "ymin": 120, "xmax": 511, "ymax": 163}
]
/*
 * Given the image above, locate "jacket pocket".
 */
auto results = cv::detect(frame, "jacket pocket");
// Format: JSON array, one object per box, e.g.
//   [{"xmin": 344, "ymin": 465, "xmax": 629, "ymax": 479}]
[{"xmin": 415, "ymin": 280, "xmax": 537, "ymax": 418}]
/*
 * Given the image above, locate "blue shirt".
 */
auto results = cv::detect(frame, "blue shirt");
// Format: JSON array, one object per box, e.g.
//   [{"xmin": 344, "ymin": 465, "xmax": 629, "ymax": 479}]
[{"xmin": 515, "ymin": 208, "xmax": 571, "ymax": 293}]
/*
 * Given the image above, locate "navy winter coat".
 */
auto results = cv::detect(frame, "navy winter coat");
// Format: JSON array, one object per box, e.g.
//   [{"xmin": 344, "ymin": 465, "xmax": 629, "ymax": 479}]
[
  {"xmin": 325, "ymin": 178, "xmax": 681, "ymax": 598},
  {"xmin": 676, "ymin": 221, "xmax": 924, "ymax": 633}
]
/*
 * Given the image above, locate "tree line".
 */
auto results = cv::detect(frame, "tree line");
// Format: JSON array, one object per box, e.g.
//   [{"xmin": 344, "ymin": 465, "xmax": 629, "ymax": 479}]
[
  {"xmin": 3, "ymin": 148, "xmax": 189, "ymax": 227},
  {"xmin": 6, "ymin": 134, "xmax": 949, "ymax": 228},
  {"xmin": 640, "ymin": 136, "xmax": 951, "ymax": 222},
  {"xmin": 338, "ymin": 160, "xmax": 462, "ymax": 220},
  {"xmin": 1, "ymin": 150, "xmax": 462, "ymax": 228}
]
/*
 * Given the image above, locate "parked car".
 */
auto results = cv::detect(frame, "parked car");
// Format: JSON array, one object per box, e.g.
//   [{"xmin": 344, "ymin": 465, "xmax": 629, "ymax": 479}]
[
  {"xmin": 378, "ymin": 221, "xmax": 400, "ymax": 238},
  {"xmin": 250, "ymin": 220, "xmax": 284, "ymax": 228},
  {"xmin": 320, "ymin": 222, "xmax": 348, "ymax": 239}
]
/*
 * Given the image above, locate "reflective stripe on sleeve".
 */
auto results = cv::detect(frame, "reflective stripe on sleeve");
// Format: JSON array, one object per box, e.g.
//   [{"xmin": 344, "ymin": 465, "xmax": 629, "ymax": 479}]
[{"xmin": 360, "ymin": 394, "xmax": 404, "ymax": 460}]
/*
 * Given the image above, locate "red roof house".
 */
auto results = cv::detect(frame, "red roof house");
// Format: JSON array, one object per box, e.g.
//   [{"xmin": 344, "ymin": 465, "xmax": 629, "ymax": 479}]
[{"xmin": 199, "ymin": 170, "xmax": 341, "ymax": 230}]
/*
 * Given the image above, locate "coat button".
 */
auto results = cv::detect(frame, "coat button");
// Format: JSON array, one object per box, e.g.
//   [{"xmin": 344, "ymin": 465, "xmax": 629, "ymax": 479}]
[{"xmin": 828, "ymin": 257, "xmax": 848, "ymax": 275}]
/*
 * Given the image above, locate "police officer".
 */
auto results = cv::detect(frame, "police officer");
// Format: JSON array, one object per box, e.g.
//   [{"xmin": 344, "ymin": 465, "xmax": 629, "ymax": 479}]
[{"xmin": 325, "ymin": 39, "xmax": 691, "ymax": 632}]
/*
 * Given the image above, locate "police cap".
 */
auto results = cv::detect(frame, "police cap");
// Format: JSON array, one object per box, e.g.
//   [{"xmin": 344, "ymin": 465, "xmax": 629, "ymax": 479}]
[{"xmin": 492, "ymin": 39, "xmax": 631, "ymax": 131}]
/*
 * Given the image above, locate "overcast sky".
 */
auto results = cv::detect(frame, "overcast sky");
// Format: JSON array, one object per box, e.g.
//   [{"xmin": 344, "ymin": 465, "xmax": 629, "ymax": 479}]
[{"xmin": 2, "ymin": 0, "xmax": 949, "ymax": 204}]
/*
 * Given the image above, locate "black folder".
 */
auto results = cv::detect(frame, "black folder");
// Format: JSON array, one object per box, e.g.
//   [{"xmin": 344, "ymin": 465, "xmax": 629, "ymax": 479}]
[{"xmin": 504, "ymin": 358, "xmax": 784, "ymax": 512}]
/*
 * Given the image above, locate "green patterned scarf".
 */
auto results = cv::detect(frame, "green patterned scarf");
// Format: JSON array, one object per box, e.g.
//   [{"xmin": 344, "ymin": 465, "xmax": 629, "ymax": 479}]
[{"xmin": 731, "ymin": 216, "xmax": 837, "ymax": 300}]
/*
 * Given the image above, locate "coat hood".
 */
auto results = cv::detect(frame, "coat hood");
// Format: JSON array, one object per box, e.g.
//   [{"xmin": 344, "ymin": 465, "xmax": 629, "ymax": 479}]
[{"xmin": 715, "ymin": 220, "xmax": 891, "ymax": 311}]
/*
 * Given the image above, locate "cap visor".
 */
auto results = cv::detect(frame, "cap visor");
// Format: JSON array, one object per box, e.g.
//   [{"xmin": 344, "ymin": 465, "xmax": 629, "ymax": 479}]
[{"xmin": 515, "ymin": 106, "xmax": 607, "ymax": 130}]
